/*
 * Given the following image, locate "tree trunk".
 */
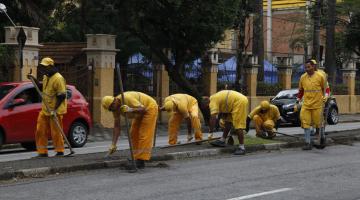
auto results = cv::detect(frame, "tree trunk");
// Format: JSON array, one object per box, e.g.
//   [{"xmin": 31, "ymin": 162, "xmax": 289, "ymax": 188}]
[
  {"xmin": 312, "ymin": 0, "xmax": 323, "ymax": 61},
  {"xmin": 235, "ymin": 0, "xmax": 249, "ymax": 93},
  {"xmin": 253, "ymin": 0, "xmax": 264, "ymax": 81},
  {"xmin": 325, "ymin": 0, "xmax": 336, "ymax": 86}
]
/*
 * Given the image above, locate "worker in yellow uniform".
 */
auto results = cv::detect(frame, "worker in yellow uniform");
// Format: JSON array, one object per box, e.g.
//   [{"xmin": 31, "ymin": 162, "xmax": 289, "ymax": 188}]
[
  {"xmin": 247, "ymin": 100, "xmax": 281, "ymax": 139},
  {"xmin": 27, "ymin": 57, "xmax": 67, "ymax": 157},
  {"xmin": 102, "ymin": 92, "xmax": 158, "ymax": 169},
  {"xmin": 309, "ymin": 59, "xmax": 330, "ymax": 98},
  {"xmin": 307, "ymin": 59, "xmax": 331, "ymax": 137},
  {"xmin": 202, "ymin": 90, "xmax": 248, "ymax": 155},
  {"xmin": 297, "ymin": 59, "xmax": 326, "ymax": 150},
  {"xmin": 160, "ymin": 94, "xmax": 203, "ymax": 145}
]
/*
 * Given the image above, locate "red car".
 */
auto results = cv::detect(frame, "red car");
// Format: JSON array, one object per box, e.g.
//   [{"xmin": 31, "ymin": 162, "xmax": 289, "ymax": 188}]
[{"xmin": 0, "ymin": 82, "xmax": 92, "ymax": 150}]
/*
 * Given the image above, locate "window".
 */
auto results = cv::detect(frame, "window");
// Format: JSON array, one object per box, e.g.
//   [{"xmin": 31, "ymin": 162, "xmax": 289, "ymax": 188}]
[
  {"xmin": 66, "ymin": 89, "xmax": 72, "ymax": 99},
  {"xmin": 0, "ymin": 85, "xmax": 15, "ymax": 100},
  {"xmin": 14, "ymin": 88, "xmax": 41, "ymax": 104}
]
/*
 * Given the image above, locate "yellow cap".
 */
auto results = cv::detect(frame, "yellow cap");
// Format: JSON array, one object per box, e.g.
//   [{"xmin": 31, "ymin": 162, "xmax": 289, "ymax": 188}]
[
  {"xmin": 310, "ymin": 59, "xmax": 317, "ymax": 65},
  {"xmin": 40, "ymin": 57, "xmax": 55, "ymax": 67},
  {"xmin": 260, "ymin": 100, "xmax": 270, "ymax": 110},
  {"xmin": 163, "ymin": 100, "xmax": 174, "ymax": 112},
  {"xmin": 102, "ymin": 96, "xmax": 115, "ymax": 110}
]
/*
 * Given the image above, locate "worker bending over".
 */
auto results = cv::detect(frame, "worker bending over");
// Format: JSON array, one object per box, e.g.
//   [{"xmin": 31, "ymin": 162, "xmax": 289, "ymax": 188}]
[
  {"xmin": 102, "ymin": 92, "xmax": 158, "ymax": 169},
  {"xmin": 160, "ymin": 94, "xmax": 203, "ymax": 145},
  {"xmin": 202, "ymin": 90, "xmax": 248, "ymax": 155}
]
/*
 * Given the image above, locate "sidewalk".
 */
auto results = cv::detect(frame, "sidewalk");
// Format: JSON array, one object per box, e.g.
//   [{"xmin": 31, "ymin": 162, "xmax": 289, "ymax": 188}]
[
  {"xmin": 88, "ymin": 114, "xmax": 360, "ymax": 142},
  {"xmin": 1, "ymin": 127, "xmax": 360, "ymax": 181}
]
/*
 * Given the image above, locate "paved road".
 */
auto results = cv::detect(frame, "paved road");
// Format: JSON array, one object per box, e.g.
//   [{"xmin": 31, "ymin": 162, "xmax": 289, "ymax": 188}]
[
  {"xmin": 1, "ymin": 143, "xmax": 360, "ymax": 200},
  {"xmin": 1, "ymin": 122, "xmax": 360, "ymax": 163}
]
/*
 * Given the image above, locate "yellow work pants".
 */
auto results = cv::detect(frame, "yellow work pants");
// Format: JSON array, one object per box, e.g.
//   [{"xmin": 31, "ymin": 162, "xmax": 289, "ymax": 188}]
[
  {"xmin": 130, "ymin": 105, "xmax": 158, "ymax": 160},
  {"xmin": 300, "ymin": 107, "xmax": 322, "ymax": 129},
  {"xmin": 35, "ymin": 112, "xmax": 64, "ymax": 154},
  {"xmin": 231, "ymin": 99, "xmax": 248, "ymax": 129},
  {"xmin": 253, "ymin": 115, "xmax": 275, "ymax": 137},
  {"xmin": 168, "ymin": 104, "xmax": 203, "ymax": 145}
]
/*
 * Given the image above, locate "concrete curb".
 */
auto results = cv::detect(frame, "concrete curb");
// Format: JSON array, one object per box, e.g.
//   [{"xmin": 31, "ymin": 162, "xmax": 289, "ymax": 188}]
[
  {"xmin": 0, "ymin": 142, "xmax": 285, "ymax": 181},
  {"xmin": 1, "ymin": 128, "xmax": 360, "ymax": 181}
]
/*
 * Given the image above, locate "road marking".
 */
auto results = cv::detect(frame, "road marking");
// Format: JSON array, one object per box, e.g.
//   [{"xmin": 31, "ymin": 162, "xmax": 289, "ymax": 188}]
[{"xmin": 226, "ymin": 188, "xmax": 293, "ymax": 200}]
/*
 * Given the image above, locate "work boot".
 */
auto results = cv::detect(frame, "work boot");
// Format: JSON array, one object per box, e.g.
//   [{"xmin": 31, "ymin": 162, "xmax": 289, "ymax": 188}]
[
  {"xmin": 122, "ymin": 160, "xmax": 138, "ymax": 173},
  {"xmin": 267, "ymin": 132, "xmax": 276, "ymax": 139},
  {"xmin": 136, "ymin": 160, "xmax": 145, "ymax": 169},
  {"xmin": 314, "ymin": 137, "xmax": 326, "ymax": 149},
  {"xmin": 233, "ymin": 148, "xmax": 246, "ymax": 155},
  {"xmin": 256, "ymin": 131, "xmax": 267, "ymax": 139},
  {"xmin": 55, "ymin": 152, "xmax": 64, "ymax": 157},
  {"xmin": 210, "ymin": 139, "xmax": 226, "ymax": 147},
  {"xmin": 302, "ymin": 143, "xmax": 312, "ymax": 150},
  {"xmin": 32, "ymin": 153, "xmax": 48, "ymax": 158}
]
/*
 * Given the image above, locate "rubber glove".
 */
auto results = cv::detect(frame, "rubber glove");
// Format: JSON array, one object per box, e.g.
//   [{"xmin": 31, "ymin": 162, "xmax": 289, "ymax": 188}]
[
  {"xmin": 120, "ymin": 105, "xmax": 132, "ymax": 113},
  {"xmin": 108, "ymin": 144, "xmax": 117, "ymax": 155}
]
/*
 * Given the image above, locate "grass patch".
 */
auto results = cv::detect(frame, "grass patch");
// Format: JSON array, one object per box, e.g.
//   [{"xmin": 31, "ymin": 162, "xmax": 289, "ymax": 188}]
[{"xmin": 243, "ymin": 135, "xmax": 280, "ymax": 145}]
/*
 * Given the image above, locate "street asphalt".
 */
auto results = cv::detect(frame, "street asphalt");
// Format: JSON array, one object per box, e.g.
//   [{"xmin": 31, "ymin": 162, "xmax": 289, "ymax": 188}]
[
  {"xmin": 0, "ymin": 114, "xmax": 360, "ymax": 181},
  {"xmin": 2, "ymin": 143, "xmax": 360, "ymax": 200}
]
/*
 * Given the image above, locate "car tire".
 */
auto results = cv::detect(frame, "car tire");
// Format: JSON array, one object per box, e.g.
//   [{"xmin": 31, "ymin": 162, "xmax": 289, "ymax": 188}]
[
  {"xmin": 68, "ymin": 122, "xmax": 88, "ymax": 148},
  {"xmin": 21, "ymin": 142, "xmax": 36, "ymax": 151},
  {"xmin": 327, "ymin": 106, "xmax": 339, "ymax": 125},
  {"xmin": 292, "ymin": 120, "xmax": 301, "ymax": 127},
  {"xmin": 0, "ymin": 131, "xmax": 4, "ymax": 149}
]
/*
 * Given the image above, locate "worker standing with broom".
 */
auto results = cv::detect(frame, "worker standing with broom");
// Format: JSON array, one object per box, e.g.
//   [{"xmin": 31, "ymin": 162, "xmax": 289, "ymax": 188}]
[{"xmin": 27, "ymin": 57, "xmax": 67, "ymax": 158}]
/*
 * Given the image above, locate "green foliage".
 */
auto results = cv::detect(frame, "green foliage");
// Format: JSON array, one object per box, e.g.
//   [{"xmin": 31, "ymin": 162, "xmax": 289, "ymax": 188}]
[
  {"xmin": 0, "ymin": 0, "xmax": 58, "ymax": 42},
  {"xmin": 338, "ymin": 0, "xmax": 360, "ymax": 56},
  {"xmin": 256, "ymin": 82, "xmax": 283, "ymax": 96},
  {"xmin": 115, "ymin": 0, "xmax": 240, "ymax": 64}
]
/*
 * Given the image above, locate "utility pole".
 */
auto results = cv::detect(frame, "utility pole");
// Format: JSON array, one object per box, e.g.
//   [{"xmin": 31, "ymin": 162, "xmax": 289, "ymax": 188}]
[
  {"xmin": 266, "ymin": 0, "xmax": 272, "ymax": 64},
  {"xmin": 304, "ymin": 0, "xmax": 311, "ymax": 60}
]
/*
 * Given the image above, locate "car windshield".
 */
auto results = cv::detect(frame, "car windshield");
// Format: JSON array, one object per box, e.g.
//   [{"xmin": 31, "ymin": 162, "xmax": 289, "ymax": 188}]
[
  {"xmin": 0, "ymin": 85, "xmax": 15, "ymax": 100},
  {"xmin": 273, "ymin": 90, "xmax": 298, "ymax": 100}
]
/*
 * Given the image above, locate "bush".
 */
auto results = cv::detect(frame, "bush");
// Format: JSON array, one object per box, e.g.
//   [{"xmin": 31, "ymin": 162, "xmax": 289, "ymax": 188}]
[{"xmin": 256, "ymin": 82, "xmax": 283, "ymax": 96}]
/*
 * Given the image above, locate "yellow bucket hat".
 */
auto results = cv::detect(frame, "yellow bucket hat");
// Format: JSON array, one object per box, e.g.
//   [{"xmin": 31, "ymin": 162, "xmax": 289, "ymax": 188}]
[
  {"xmin": 102, "ymin": 96, "xmax": 115, "ymax": 110},
  {"xmin": 260, "ymin": 100, "xmax": 270, "ymax": 111}
]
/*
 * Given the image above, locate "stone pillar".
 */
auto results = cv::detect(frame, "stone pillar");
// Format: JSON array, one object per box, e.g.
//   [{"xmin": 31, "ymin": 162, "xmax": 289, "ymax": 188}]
[
  {"xmin": 244, "ymin": 56, "xmax": 259, "ymax": 97},
  {"xmin": 153, "ymin": 50, "xmax": 170, "ymax": 123},
  {"xmin": 342, "ymin": 69, "xmax": 356, "ymax": 95},
  {"xmin": 203, "ymin": 50, "xmax": 218, "ymax": 96},
  {"xmin": 276, "ymin": 57, "xmax": 293, "ymax": 89},
  {"xmin": 84, "ymin": 34, "xmax": 119, "ymax": 127},
  {"xmin": 2, "ymin": 26, "xmax": 41, "ymax": 81}
]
